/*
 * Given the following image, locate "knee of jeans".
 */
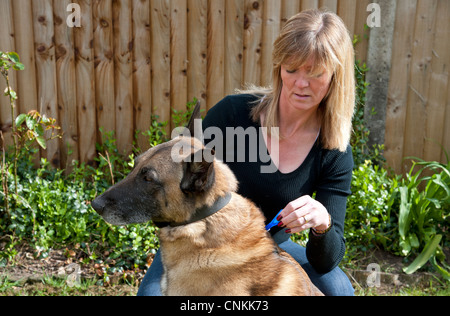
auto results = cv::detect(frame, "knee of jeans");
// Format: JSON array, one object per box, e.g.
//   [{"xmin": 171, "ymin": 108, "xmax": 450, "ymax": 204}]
[
  {"xmin": 314, "ymin": 268, "xmax": 354, "ymax": 296},
  {"xmin": 137, "ymin": 250, "xmax": 163, "ymax": 296}
]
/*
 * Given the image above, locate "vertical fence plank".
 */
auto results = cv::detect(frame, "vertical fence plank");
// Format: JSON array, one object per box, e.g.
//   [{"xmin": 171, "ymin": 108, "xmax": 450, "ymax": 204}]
[
  {"xmin": 33, "ymin": 0, "xmax": 60, "ymax": 168},
  {"xmin": 170, "ymin": 0, "xmax": 188, "ymax": 127},
  {"xmin": 243, "ymin": 0, "xmax": 263, "ymax": 87},
  {"xmin": 12, "ymin": 0, "xmax": 38, "ymax": 117},
  {"xmin": 187, "ymin": 0, "xmax": 208, "ymax": 110},
  {"xmin": 442, "ymin": 74, "xmax": 450, "ymax": 163},
  {"xmin": 319, "ymin": 0, "xmax": 337, "ymax": 12},
  {"xmin": 150, "ymin": 0, "xmax": 171, "ymax": 131},
  {"xmin": 0, "ymin": 0, "xmax": 16, "ymax": 148},
  {"xmin": 281, "ymin": 0, "xmax": 300, "ymax": 27},
  {"xmin": 385, "ymin": 0, "xmax": 418, "ymax": 174},
  {"xmin": 54, "ymin": 0, "xmax": 79, "ymax": 167},
  {"xmin": 402, "ymin": 0, "xmax": 438, "ymax": 172},
  {"xmin": 353, "ymin": 0, "xmax": 370, "ymax": 63},
  {"xmin": 301, "ymin": 0, "xmax": 319, "ymax": 11},
  {"xmin": 113, "ymin": 0, "xmax": 134, "ymax": 155},
  {"xmin": 132, "ymin": 0, "xmax": 152, "ymax": 150},
  {"xmin": 424, "ymin": 0, "xmax": 450, "ymax": 162},
  {"xmin": 75, "ymin": 0, "xmax": 97, "ymax": 165},
  {"xmin": 337, "ymin": 0, "xmax": 357, "ymax": 36},
  {"xmin": 207, "ymin": 0, "xmax": 225, "ymax": 109},
  {"xmin": 225, "ymin": 0, "xmax": 244, "ymax": 95},
  {"xmin": 260, "ymin": 0, "xmax": 281, "ymax": 87},
  {"xmin": 93, "ymin": 0, "xmax": 116, "ymax": 137},
  {"xmin": 11, "ymin": 0, "xmax": 38, "ymax": 163}
]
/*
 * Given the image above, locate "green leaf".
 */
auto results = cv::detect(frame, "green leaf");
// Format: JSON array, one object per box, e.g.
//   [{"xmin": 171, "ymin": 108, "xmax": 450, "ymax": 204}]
[
  {"xmin": 7, "ymin": 52, "xmax": 20, "ymax": 63},
  {"xmin": 15, "ymin": 113, "xmax": 27, "ymax": 126},
  {"xmin": 400, "ymin": 238, "xmax": 411, "ymax": 256},
  {"xmin": 408, "ymin": 233, "xmax": 420, "ymax": 249},
  {"xmin": 36, "ymin": 136, "xmax": 47, "ymax": 149},
  {"xmin": 399, "ymin": 186, "xmax": 411, "ymax": 239},
  {"xmin": 9, "ymin": 89, "xmax": 17, "ymax": 100},
  {"xmin": 35, "ymin": 124, "xmax": 44, "ymax": 136},
  {"xmin": 26, "ymin": 116, "xmax": 36, "ymax": 130},
  {"xmin": 13, "ymin": 62, "xmax": 25, "ymax": 71},
  {"xmin": 431, "ymin": 256, "xmax": 450, "ymax": 281},
  {"xmin": 403, "ymin": 234, "xmax": 442, "ymax": 274}
]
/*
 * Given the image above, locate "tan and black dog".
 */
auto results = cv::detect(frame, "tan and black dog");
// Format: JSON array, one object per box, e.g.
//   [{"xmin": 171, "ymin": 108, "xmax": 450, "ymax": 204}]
[{"xmin": 91, "ymin": 103, "xmax": 323, "ymax": 296}]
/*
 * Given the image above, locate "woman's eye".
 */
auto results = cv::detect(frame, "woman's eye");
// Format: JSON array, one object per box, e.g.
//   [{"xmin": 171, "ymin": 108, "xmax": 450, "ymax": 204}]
[{"xmin": 286, "ymin": 69, "xmax": 297, "ymax": 74}]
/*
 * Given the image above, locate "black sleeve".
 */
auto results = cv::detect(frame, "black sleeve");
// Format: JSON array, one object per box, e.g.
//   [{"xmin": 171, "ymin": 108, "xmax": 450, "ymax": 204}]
[{"xmin": 306, "ymin": 146, "xmax": 353, "ymax": 273}]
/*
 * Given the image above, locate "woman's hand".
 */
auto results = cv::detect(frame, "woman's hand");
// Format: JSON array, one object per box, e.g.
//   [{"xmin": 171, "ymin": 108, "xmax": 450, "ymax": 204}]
[{"xmin": 278, "ymin": 196, "xmax": 330, "ymax": 234}]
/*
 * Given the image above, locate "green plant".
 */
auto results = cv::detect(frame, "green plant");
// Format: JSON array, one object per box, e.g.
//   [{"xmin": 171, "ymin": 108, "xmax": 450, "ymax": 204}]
[
  {"xmin": 171, "ymin": 97, "xmax": 202, "ymax": 127},
  {"xmin": 95, "ymin": 128, "xmax": 136, "ymax": 186},
  {"xmin": 15, "ymin": 110, "xmax": 61, "ymax": 151},
  {"xmin": 1, "ymin": 52, "xmax": 62, "ymax": 240},
  {"xmin": 1, "ymin": 51, "xmax": 25, "ymax": 195},
  {"xmin": 141, "ymin": 117, "xmax": 168, "ymax": 148},
  {"xmin": 346, "ymin": 161, "xmax": 399, "ymax": 251},
  {"xmin": 396, "ymin": 158, "xmax": 449, "ymax": 279}
]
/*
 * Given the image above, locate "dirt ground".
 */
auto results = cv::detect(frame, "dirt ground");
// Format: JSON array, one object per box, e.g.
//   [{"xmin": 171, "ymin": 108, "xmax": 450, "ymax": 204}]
[
  {"xmin": 0, "ymin": 245, "xmax": 447, "ymax": 296},
  {"xmin": 344, "ymin": 247, "xmax": 449, "ymax": 295},
  {"xmin": 0, "ymin": 245, "xmax": 148, "ymax": 296}
]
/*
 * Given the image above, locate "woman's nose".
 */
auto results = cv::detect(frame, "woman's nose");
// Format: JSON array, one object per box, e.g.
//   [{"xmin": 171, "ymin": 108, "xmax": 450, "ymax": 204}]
[{"xmin": 294, "ymin": 73, "xmax": 310, "ymax": 88}]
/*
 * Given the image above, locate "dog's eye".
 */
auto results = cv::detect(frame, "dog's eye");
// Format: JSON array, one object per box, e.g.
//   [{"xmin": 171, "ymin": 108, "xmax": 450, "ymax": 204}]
[{"xmin": 141, "ymin": 168, "xmax": 157, "ymax": 183}]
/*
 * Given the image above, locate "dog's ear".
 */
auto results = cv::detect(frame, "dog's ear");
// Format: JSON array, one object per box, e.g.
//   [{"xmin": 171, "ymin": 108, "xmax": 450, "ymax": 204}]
[
  {"xmin": 186, "ymin": 100, "xmax": 202, "ymax": 137},
  {"xmin": 180, "ymin": 149, "xmax": 215, "ymax": 194}
]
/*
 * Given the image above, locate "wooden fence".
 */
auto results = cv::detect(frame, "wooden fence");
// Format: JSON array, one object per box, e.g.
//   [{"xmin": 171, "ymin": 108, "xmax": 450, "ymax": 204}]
[
  {"xmin": 0, "ymin": 0, "xmax": 448, "ymax": 174},
  {"xmin": 384, "ymin": 0, "xmax": 450, "ymax": 174}
]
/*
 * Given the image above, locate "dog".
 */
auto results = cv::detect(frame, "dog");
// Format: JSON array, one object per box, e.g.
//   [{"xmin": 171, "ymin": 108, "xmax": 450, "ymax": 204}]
[{"xmin": 91, "ymin": 103, "xmax": 323, "ymax": 296}]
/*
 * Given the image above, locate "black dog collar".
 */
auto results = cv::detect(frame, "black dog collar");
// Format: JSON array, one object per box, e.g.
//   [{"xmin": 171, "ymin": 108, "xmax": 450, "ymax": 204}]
[{"xmin": 153, "ymin": 193, "xmax": 232, "ymax": 228}]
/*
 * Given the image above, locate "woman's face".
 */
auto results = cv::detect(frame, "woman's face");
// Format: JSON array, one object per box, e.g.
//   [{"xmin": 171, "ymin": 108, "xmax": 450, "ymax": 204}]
[{"xmin": 280, "ymin": 57, "xmax": 333, "ymax": 112}]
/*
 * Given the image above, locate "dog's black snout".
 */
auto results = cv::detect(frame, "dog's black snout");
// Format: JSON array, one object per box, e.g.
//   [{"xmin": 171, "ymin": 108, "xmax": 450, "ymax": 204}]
[{"xmin": 91, "ymin": 197, "xmax": 106, "ymax": 215}]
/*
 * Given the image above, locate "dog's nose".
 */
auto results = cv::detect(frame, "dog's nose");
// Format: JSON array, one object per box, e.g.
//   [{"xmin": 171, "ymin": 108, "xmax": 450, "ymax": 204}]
[{"xmin": 91, "ymin": 197, "xmax": 105, "ymax": 215}]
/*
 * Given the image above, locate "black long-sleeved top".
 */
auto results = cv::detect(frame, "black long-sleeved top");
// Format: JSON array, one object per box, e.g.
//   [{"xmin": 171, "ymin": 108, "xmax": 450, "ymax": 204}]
[{"xmin": 202, "ymin": 94, "xmax": 353, "ymax": 273}]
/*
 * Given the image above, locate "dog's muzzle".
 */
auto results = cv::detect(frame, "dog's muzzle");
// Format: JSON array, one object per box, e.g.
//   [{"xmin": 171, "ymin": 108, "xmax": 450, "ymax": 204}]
[{"xmin": 91, "ymin": 197, "xmax": 106, "ymax": 216}]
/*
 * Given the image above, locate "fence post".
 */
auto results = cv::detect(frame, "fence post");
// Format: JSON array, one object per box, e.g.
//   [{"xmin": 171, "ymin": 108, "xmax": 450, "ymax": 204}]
[{"xmin": 364, "ymin": 0, "xmax": 397, "ymax": 149}]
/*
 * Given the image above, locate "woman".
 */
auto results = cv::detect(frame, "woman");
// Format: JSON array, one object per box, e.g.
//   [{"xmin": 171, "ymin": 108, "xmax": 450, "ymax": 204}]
[{"xmin": 138, "ymin": 9, "xmax": 355, "ymax": 296}]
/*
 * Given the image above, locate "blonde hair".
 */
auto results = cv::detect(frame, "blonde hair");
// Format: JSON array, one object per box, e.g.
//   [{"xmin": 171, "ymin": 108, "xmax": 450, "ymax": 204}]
[{"xmin": 246, "ymin": 9, "xmax": 355, "ymax": 152}]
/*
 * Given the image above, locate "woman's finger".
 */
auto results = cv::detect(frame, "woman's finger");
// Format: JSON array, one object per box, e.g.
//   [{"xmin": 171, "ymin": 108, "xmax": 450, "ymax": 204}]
[
  {"xmin": 279, "ymin": 196, "xmax": 311, "ymax": 220},
  {"xmin": 286, "ymin": 224, "xmax": 312, "ymax": 234}
]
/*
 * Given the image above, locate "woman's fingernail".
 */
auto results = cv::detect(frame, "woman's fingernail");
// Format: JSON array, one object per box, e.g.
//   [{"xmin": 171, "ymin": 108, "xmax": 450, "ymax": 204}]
[
  {"xmin": 277, "ymin": 221, "xmax": 284, "ymax": 227},
  {"xmin": 285, "ymin": 229, "xmax": 292, "ymax": 234},
  {"xmin": 276, "ymin": 215, "xmax": 282, "ymax": 221}
]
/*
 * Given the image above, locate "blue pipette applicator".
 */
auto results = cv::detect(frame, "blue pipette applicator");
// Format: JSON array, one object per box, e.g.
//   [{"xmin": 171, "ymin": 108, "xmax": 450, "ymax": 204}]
[{"xmin": 265, "ymin": 210, "xmax": 284, "ymax": 231}]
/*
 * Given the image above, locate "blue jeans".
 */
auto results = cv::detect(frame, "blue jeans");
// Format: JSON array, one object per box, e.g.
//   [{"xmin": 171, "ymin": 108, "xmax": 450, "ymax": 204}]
[{"xmin": 137, "ymin": 231, "xmax": 354, "ymax": 296}]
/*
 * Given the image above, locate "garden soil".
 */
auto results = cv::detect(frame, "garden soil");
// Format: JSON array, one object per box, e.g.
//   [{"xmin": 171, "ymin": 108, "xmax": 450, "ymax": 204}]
[{"xmin": 0, "ymin": 244, "xmax": 447, "ymax": 296}]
